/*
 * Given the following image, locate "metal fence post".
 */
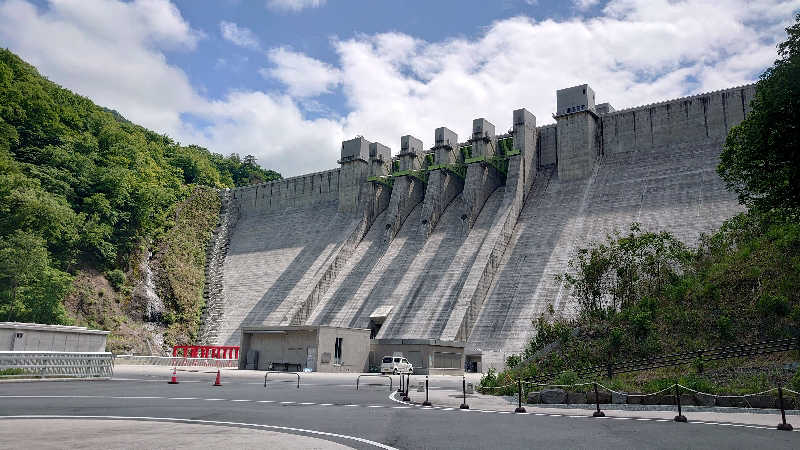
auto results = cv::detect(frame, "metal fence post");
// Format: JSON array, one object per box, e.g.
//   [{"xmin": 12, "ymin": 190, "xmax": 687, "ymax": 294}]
[
  {"xmin": 777, "ymin": 385, "xmax": 793, "ymax": 431},
  {"xmin": 460, "ymin": 375, "xmax": 469, "ymax": 409},
  {"xmin": 592, "ymin": 382, "xmax": 605, "ymax": 417},
  {"xmin": 423, "ymin": 375, "xmax": 431, "ymax": 406},
  {"xmin": 674, "ymin": 384, "xmax": 687, "ymax": 422},
  {"xmin": 515, "ymin": 378, "xmax": 526, "ymax": 413}
]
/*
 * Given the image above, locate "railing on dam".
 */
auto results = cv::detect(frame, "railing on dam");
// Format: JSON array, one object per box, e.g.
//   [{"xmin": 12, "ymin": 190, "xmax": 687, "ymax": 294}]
[{"xmin": 0, "ymin": 351, "xmax": 113, "ymax": 379}]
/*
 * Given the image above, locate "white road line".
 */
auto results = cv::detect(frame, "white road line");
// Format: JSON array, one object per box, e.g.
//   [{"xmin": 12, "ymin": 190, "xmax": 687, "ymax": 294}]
[
  {"xmin": 280, "ymin": 401, "xmax": 295, "ymax": 404},
  {"xmin": 203, "ymin": 398, "xmax": 224, "ymax": 401},
  {"xmin": 319, "ymin": 403, "xmax": 333, "ymax": 406},
  {"xmin": 111, "ymin": 396, "xmax": 162, "ymax": 400},
  {"xmin": 299, "ymin": 402, "xmax": 316, "ymax": 405},
  {"xmin": 257, "ymin": 400, "xmax": 274, "ymax": 403},
  {"xmin": 0, "ymin": 415, "xmax": 397, "ymax": 450},
  {"xmin": 635, "ymin": 418, "xmax": 651, "ymax": 421},
  {"xmin": 392, "ymin": 406, "xmax": 411, "ymax": 409},
  {"xmin": 367, "ymin": 405, "xmax": 384, "ymax": 408},
  {"xmin": 344, "ymin": 404, "xmax": 359, "ymax": 407},
  {"xmin": 231, "ymin": 400, "xmax": 251, "ymax": 402}
]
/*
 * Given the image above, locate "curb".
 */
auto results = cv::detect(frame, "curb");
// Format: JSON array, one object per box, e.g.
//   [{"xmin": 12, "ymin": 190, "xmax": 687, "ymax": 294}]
[
  {"xmin": 0, "ymin": 377, "xmax": 111, "ymax": 383},
  {"xmin": 526, "ymin": 402, "xmax": 800, "ymax": 416}
]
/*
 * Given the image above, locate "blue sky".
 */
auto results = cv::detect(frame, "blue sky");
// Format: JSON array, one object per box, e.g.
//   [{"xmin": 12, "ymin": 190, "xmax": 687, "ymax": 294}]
[{"xmin": 1, "ymin": 0, "xmax": 798, "ymax": 176}]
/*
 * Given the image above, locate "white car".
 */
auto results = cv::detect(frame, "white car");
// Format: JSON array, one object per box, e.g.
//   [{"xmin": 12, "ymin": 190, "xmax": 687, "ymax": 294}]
[{"xmin": 380, "ymin": 356, "xmax": 413, "ymax": 374}]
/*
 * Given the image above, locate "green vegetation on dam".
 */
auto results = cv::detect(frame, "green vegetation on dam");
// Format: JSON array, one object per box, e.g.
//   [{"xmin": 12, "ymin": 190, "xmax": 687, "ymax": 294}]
[{"xmin": 0, "ymin": 48, "xmax": 280, "ymax": 352}]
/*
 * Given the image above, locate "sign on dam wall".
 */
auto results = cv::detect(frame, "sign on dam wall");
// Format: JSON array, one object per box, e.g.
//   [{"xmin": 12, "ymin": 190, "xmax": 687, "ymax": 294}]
[{"xmin": 202, "ymin": 83, "xmax": 755, "ymax": 371}]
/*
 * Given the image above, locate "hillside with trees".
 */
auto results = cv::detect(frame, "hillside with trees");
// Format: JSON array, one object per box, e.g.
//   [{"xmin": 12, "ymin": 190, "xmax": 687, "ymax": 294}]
[
  {"xmin": 482, "ymin": 14, "xmax": 800, "ymax": 395},
  {"xmin": 0, "ymin": 48, "xmax": 280, "ymax": 352}
]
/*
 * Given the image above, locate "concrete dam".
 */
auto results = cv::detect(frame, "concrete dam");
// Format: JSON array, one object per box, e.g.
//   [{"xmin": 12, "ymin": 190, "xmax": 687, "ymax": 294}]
[{"xmin": 201, "ymin": 83, "xmax": 755, "ymax": 371}]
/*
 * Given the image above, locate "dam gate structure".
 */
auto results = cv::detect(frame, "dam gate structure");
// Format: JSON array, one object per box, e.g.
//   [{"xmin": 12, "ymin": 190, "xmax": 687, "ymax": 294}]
[{"xmin": 200, "ymin": 83, "xmax": 756, "ymax": 373}]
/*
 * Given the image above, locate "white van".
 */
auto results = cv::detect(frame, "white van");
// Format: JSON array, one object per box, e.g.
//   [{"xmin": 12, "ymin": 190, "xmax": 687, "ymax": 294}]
[{"xmin": 380, "ymin": 356, "xmax": 413, "ymax": 374}]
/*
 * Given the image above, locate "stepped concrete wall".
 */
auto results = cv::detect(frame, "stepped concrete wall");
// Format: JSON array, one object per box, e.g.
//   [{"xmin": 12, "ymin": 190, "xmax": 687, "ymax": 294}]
[
  {"xmin": 420, "ymin": 169, "xmax": 464, "ymax": 237},
  {"xmin": 383, "ymin": 175, "xmax": 426, "ymax": 243},
  {"xmin": 206, "ymin": 84, "xmax": 756, "ymax": 363}
]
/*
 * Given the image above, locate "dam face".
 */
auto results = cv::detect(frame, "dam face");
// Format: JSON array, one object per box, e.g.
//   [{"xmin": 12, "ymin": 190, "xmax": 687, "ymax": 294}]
[{"xmin": 202, "ymin": 84, "xmax": 755, "ymax": 370}]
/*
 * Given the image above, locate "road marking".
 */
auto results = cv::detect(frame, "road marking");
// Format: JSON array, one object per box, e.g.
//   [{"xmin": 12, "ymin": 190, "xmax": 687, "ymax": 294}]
[
  {"xmin": 169, "ymin": 397, "xmax": 198, "ymax": 400},
  {"xmin": 299, "ymin": 402, "xmax": 316, "ymax": 405},
  {"xmin": 257, "ymin": 400, "xmax": 274, "ymax": 403},
  {"xmin": 344, "ymin": 404, "xmax": 359, "ymax": 407},
  {"xmin": 319, "ymin": 403, "xmax": 333, "ymax": 406},
  {"xmin": 280, "ymin": 401, "xmax": 296, "ymax": 404},
  {"xmin": 231, "ymin": 400, "xmax": 251, "ymax": 402},
  {"xmin": 367, "ymin": 405, "xmax": 384, "ymax": 408},
  {"xmin": 203, "ymin": 398, "xmax": 224, "ymax": 401},
  {"xmin": 0, "ymin": 415, "xmax": 397, "ymax": 450},
  {"xmin": 111, "ymin": 396, "xmax": 162, "ymax": 399},
  {"xmin": 392, "ymin": 406, "xmax": 411, "ymax": 409}
]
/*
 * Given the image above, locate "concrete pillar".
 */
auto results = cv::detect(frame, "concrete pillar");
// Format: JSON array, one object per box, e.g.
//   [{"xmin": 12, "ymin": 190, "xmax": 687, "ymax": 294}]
[
  {"xmin": 470, "ymin": 118, "xmax": 497, "ymax": 159},
  {"xmin": 512, "ymin": 108, "xmax": 537, "ymax": 196},
  {"xmin": 433, "ymin": 127, "xmax": 459, "ymax": 164},
  {"xmin": 369, "ymin": 142, "xmax": 391, "ymax": 177},
  {"xmin": 339, "ymin": 137, "xmax": 372, "ymax": 213},
  {"xmin": 555, "ymin": 111, "xmax": 598, "ymax": 181},
  {"xmin": 398, "ymin": 135, "xmax": 423, "ymax": 171}
]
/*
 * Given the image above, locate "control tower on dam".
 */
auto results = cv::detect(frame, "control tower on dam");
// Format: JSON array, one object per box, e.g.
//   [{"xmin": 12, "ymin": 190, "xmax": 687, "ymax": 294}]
[{"xmin": 202, "ymin": 82, "xmax": 755, "ymax": 372}]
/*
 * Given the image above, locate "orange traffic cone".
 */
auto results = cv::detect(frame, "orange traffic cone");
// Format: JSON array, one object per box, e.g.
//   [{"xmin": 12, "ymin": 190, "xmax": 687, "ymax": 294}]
[
  {"xmin": 168, "ymin": 368, "xmax": 179, "ymax": 384},
  {"xmin": 213, "ymin": 369, "xmax": 222, "ymax": 387}
]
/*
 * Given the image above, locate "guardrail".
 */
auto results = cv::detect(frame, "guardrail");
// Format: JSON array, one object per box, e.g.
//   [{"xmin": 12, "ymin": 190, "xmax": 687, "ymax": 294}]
[
  {"xmin": 356, "ymin": 374, "xmax": 393, "ymax": 391},
  {"xmin": 264, "ymin": 371, "xmax": 300, "ymax": 389},
  {"xmin": 114, "ymin": 354, "xmax": 238, "ymax": 368},
  {"xmin": 0, "ymin": 351, "xmax": 113, "ymax": 379}
]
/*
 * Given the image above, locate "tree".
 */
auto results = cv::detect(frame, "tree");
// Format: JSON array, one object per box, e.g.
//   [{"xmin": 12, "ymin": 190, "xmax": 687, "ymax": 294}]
[{"xmin": 719, "ymin": 14, "xmax": 800, "ymax": 212}]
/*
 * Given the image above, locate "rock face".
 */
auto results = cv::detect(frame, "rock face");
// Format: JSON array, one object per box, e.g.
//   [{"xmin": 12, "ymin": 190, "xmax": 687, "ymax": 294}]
[{"xmin": 540, "ymin": 389, "xmax": 567, "ymax": 404}]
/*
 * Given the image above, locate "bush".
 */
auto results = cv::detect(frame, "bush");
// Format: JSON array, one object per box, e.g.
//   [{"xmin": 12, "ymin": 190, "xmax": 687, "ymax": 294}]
[
  {"xmin": 757, "ymin": 293, "xmax": 790, "ymax": 317},
  {"xmin": 105, "ymin": 269, "xmax": 126, "ymax": 291}
]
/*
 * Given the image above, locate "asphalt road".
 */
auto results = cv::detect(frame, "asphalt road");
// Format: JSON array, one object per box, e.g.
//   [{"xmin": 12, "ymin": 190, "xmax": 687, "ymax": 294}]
[{"xmin": 1, "ymin": 368, "xmax": 799, "ymax": 449}]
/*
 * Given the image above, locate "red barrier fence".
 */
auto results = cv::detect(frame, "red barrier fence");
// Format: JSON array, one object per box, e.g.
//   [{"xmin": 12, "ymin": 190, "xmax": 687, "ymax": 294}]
[{"xmin": 172, "ymin": 345, "xmax": 239, "ymax": 360}]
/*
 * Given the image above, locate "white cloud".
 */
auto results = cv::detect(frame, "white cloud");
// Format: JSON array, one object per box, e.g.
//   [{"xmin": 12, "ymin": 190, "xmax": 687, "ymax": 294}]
[
  {"xmin": 574, "ymin": 0, "xmax": 600, "ymax": 9},
  {"xmin": 219, "ymin": 20, "xmax": 260, "ymax": 49},
  {"xmin": 266, "ymin": 0, "xmax": 325, "ymax": 13},
  {"xmin": 261, "ymin": 47, "xmax": 342, "ymax": 97},
  {"xmin": 1, "ymin": 0, "xmax": 798, "ymax": 177}
]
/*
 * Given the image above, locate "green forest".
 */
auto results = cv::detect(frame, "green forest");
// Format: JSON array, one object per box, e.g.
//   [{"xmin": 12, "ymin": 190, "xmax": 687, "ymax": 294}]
[
  {"xmin": 482, "ymin": 14, "xmax": 800, "ymax": 395},
  {"xmin": 0, "ymin": 48, "xmax": 280, "ymax": 350}
]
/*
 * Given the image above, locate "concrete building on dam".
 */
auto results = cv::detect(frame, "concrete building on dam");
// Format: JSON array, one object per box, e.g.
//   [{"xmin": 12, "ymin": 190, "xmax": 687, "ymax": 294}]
[{"xmin": 201, "ymin": 83, "xmax": 756, "ymax": 373}]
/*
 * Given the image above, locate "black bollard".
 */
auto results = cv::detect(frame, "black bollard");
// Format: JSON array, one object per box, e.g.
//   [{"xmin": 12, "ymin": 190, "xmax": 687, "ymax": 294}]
[
  {"xmin": 402, "ymin": 373, "xmax": 411, "ymax": 402},
  {"xmin": 460, "ymin": 375, "xmax": 469, "ymax": 409},
  {"xmin": 674, "ymin": 384, "xmax": 687, "ymax": 422},
  {"xmin": 592, "ymin": 382, "xmax": 605, "ymax": 417},
  {"xmin": 422, "ymin": 375, "xmax": 432, "ymax": 407},
  {"xmin": 777, "ymin": 385, "xmax": 793, "ymax": 431},
  {"xmin": 398, "ymin": 372, "xmax": 404, "ymax": 393},
  {"xmin": 515, "ymin": 378, "xmax": 526, "ymax": 413}
]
